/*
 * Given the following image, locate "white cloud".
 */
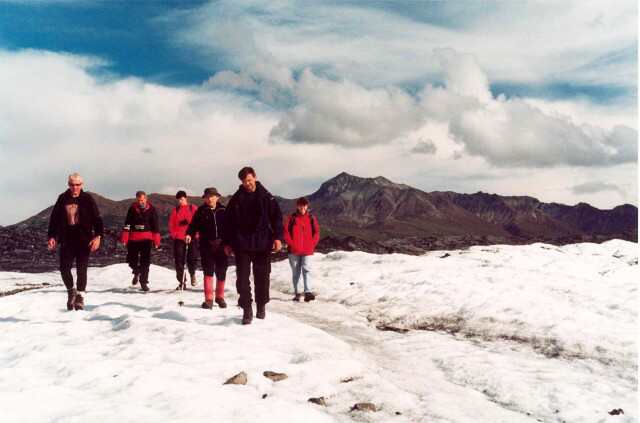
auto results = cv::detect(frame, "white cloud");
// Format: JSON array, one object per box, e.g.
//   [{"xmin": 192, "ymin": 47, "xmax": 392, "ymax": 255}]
[
  {"xmin": 572, "ymin": 181, "xmax": 625, "ymax": 197},
  {"xmin": 434, "ymin": 48, "xmax": 491, "ymax": 103},
  {"xmin": 447, "ymin": 97, "xmax": 637, "ymax": 167},
  {"xmin": 270, "ymin": 69, "xmax": 424, "ymax": 147},
  {"xmin": 265, "ymin": 50, "xmax": 637, "ymax": 168},
  {"xmin": 174, "ymin": 0, "xmax": 637, "ymax": 89}
]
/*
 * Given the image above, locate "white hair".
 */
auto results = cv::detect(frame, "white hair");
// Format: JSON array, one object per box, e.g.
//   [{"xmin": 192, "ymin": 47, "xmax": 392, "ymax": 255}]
[{"xmin": 68, "ymin": 172, "xmax": 83, "ymax": 184}]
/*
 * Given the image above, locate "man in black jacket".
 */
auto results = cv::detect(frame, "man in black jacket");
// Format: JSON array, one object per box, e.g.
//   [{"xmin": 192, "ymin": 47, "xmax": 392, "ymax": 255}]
[
  {"xmin": 223, "ymin": 167, "xmax": 283, "ymax": 325},
  {"xmin": 47, "ymin": 173, "xmax": 104, "ymax": 311}
]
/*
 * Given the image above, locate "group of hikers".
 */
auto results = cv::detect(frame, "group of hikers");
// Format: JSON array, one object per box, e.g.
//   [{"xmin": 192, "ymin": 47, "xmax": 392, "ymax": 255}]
[{"xmin": 46, "ymin": 167, "xmax": 320, "ymax": 325}]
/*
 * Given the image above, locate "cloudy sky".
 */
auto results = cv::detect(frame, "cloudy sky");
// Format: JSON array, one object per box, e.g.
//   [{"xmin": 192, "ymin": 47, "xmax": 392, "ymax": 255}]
[{"xmin": 0, "ymin": 0, "xmax": 637, "ymax": 225}]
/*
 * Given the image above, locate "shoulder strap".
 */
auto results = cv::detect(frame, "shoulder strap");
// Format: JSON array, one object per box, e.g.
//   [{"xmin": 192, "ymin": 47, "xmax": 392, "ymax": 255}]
[
  {"xmin": 309, "ymin": 213, "xmax": 316, "ymax": 237},
  {"xmin": 288, "ymin": 213, "xmax": 297, "ymax": 238}
]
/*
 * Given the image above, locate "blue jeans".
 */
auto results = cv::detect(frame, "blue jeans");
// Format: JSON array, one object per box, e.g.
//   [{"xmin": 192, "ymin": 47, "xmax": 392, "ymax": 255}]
[{"xmin": 288, "ymin": 254, "xmax": 312, "ymax": 293}]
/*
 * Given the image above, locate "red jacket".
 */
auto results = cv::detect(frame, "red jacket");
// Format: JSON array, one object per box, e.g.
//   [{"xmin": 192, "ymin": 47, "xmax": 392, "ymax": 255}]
[
  {"xmin": 168, "ymin": 204, "xmax": 197, "ymax": 240},
  {"xmin": 283, "ymin": 212, "xmax": 320, "ymax": 256}
]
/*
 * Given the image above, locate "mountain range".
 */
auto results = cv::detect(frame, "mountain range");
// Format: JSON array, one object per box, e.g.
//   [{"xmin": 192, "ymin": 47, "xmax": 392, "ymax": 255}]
[{"xmin": 0, "ymin": 172, "xmax": 636, "ymax": 272}]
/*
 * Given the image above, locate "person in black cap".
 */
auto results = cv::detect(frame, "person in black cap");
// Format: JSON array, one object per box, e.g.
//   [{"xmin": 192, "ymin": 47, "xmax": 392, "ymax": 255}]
[
  {"xmin": 47, "ymin": 173, "xmax": 104, "ymax": 311},
  {"xmin": 223, "ymin": 167, "xmax": 283, "ymax": 325},
  {"xmin": 186, "ymin": 187, "xmax": 228, "ymax": 309},
  {"xmin": 168, "ymin": 190, "xmax": 199, "ymax": 289}
]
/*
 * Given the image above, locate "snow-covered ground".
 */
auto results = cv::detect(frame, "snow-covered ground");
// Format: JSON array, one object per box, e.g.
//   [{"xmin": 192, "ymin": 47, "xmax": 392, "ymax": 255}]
[{"xmin": 0, "ymin": 240, "xmax": 637, "ymax": 422}]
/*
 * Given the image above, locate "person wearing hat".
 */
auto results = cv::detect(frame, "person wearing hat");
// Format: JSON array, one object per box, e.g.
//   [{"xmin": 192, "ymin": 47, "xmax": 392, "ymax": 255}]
[
  {"xmin": 222, "ymin": 167, "xmax": 283, "ymax": 325},
  {"xmin": 120, "ymin": 190, "xmax": 160, "ymax": 292},
  {"xmin": 168, "ymin": 190, "xmax": 199, "ymax": 290},
  {"xmin": 186, "ymin": 187, "xmax": 228, "ymax": 309}
]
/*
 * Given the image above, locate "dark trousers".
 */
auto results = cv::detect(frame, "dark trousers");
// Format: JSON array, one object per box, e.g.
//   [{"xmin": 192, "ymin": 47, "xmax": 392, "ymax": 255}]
[
  {"xmin": 200, "ymin": 240, "xmax": 228, "ymax": 280},
  {"xmin": 127, "ymin": 240, "xmax": 152, "ymax": 283},
  {"xmin": 235, "ymin": 251, "xmax": 270, "ymax": 307},
  {"xmin": 60, "ymin": 239, "xmax": 90, "ymax": 292},
  {"xmin": 173, "ymin": 239, "xmax": 198, "ymax": 282}
]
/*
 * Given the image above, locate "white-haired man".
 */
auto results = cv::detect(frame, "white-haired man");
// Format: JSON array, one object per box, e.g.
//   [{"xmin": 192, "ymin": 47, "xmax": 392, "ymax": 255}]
[{"xmin": 47, "ymin": 173, "xmax": 104, "ymax": 310}]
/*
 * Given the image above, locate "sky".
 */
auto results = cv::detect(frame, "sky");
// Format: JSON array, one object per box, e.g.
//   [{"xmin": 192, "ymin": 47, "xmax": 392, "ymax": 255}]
[{"xmin": 0, "ymin": 0, "xmax": 637, "ymax": 225}]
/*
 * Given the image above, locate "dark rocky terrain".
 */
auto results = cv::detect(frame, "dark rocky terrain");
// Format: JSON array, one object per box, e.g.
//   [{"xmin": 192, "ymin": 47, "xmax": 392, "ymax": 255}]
[{"xmin": 0, "ymin": 172, "xmax": 636, "ymax": 272}]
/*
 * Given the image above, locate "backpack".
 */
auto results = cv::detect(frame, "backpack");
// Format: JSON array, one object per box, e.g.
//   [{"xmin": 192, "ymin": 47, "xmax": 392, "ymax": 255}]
[{"xmin": 288, "ymin": 212, "xmax": 316, "ymax": 239}]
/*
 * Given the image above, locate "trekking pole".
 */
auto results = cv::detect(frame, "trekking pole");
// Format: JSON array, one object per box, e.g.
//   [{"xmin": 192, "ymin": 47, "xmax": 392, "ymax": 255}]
[{"xmin": 178, "ymin": 243, "xmax": 188, "ymax": 307}]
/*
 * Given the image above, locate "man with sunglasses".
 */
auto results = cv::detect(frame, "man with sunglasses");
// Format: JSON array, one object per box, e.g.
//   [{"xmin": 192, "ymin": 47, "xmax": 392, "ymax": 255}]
[{"xmin": 47, "ymin": 173, "xmax": 104, "ymax": 311}]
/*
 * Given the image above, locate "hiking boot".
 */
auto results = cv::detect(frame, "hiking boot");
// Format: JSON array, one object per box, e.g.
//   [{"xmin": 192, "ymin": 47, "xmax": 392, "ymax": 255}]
[
  {"xmin": 201, "ymin": 300, "xmax": 213, "ymax": 309},
  {"xmin": 74, "ymin": 293, "xmax": 84, "ymax": 311},
  {"xmin": 140, "ymin": 282, "xmax": 149, "ymax": 292},
  {"xmin": 215, "ymin": 298, "xmax": 227, "ymax": 309},
  {"xmin": 242, "ymin": 304, "xmax": 253, "ymax": 325},
  {"xmin": 292, "ymin": 293, "xmax": 302, "ymax": 302},
  {"xmin": 66, "ymin": 288, "xmax": 77, "ymax": 311},
  {"xmin": 304, "ymin": 292, "xmax": 316, "ymax": 302},
  {"xmin": 190, "ymin": 273, "xmax": 197, "ymax": 287},
  {"xmin": 256, "ymin": 304, "xmax": 266, "ymax": 319},
  {"xmin": 131, "ymin": 273, "xmax": 139, "ymax": 285},
  {"xmin": 175, "ymin": 283, "xmax": 187, "ymax": 291}
]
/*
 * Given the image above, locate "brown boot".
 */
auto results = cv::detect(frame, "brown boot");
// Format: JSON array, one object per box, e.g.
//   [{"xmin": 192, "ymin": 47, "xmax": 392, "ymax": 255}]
[
  {"xmin": 74, "ymin": 293, "xmax": 84, "ymax": 311},
  {"xmin": 256, "ymin": 304, "xmax": 266, "ymax": 319},
  {"xmin": 190, "ymin": 273, "xmax": 197, "ymax": 287},
  {"xmin": 242, "ymin": 304, "xmax": 253, "ymax": 325},
  {"xmin": 201, "ymin": 300, "xmax": 213, "ymax": 309},
  {"xmin": 66, "ymin": 288, "xmax": 77, "ymax": 311}
]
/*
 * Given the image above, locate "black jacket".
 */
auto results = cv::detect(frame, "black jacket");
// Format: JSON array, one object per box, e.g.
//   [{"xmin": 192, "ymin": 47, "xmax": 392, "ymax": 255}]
[
  {"xmin": 187, "ymin": 203, "xmax": 226, "ymax": 242},
  {"xmin": 47, "ymin": 190, "xmax": 104, "ymax": 243},
  {"xmin": 223, "ymin": 181, "xmax": 283, "ymax": 252}
]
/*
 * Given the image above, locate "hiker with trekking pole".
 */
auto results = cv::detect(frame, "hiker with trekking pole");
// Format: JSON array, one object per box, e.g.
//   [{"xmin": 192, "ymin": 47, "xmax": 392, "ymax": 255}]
[
  {"xmin": 185, "ymin": 187, "xmax": 228, "ymax": 309},
  {"xmin": 169, "ymin": 190, "xmax": 199, "ymax": 290}
]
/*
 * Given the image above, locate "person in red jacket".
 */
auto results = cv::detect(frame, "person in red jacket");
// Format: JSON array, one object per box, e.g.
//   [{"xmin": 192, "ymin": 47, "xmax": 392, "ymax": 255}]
[
  {"xmin": 120, "ymin": 191, "xmax": 160, "ymax": 292},
  {"xmin": 168, "ymin": 190, "xmax": 199, "ymax": 290},
  {"xmin": 283, "ymin": 197, "xmax": 320, "ymax": 302}
]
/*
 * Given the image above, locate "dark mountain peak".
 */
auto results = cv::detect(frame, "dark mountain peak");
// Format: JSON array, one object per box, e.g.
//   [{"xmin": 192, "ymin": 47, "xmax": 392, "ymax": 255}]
[
  {"xmin": 613, "ymin": 204, "xmax": 638, "ymax": 211},
  {"xmin": 315, "ymin": 172, "xmax": 409, "ymax": 197}
]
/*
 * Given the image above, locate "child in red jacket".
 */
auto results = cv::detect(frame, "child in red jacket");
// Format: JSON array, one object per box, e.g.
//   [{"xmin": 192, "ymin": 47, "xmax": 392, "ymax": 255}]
[{"xmin": 283, "ymin": 197, "xmax": 320, "ymax": 302}]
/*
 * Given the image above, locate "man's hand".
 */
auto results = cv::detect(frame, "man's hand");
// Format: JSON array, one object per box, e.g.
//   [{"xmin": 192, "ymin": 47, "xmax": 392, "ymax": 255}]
[
  {"xmin": 89, "ymin": 236, "xmax": 101, "ymax": 252},
  {"xmin": 272, "ymin": 239, "xmax": 282, "ymax": 253},
  {"xmin": 47, "ymin": 238, "xmax": 57, "ymax": 251},
  {"xmin": 224, "ymin": 245, "xmax": 234, "ymax": 257},
  {"xmin": 185, "ymin": 235, "xmax": 192, "ymax": 244}
]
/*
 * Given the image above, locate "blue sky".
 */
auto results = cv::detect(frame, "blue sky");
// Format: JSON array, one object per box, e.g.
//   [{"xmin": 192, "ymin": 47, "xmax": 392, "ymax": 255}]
[
  {"xmin": 0, "ymin": 1, "xmax": 211, "ymax": 85},
  {"xmin": 0, "ymin": 0, "xmax": 637, "ymax": 224}
]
